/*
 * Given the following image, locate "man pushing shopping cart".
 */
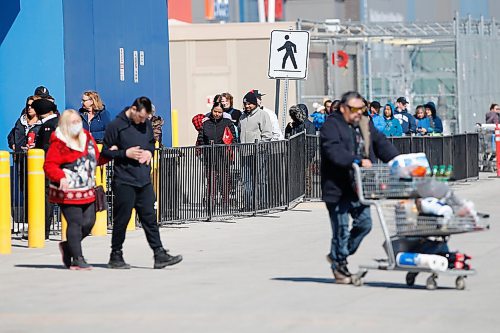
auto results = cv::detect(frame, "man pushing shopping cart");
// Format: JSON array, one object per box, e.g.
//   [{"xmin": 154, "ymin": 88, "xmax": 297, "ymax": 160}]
[{"xmin": 320, "ymin": 91, "xmax": 399, "ymax": 284}]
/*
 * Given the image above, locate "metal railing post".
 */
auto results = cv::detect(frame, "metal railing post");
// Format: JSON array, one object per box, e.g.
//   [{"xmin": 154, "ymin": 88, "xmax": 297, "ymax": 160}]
[
  {"xmin": 208, "ymin": 141, "xmax": 215, "ymax": 221},
  {"xmin": 253, "ymin": 140, "xmax": 258, "ymax": 216}
]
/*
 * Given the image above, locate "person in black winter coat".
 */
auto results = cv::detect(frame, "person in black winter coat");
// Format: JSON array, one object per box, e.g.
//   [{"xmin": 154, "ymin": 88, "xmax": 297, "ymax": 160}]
[
  {"xmin": 284, "ymin": 104, "xmax": 316, "ymax": 138},
  {"xmin": 31, "ymin": 98, "xmax": 60, "ymax": 239},
  {"xmin": 8, "ymin": 96, "xmax": 42, "ymax": 152},
  {"xmin": 320, "ymin": 91, "xmax": 399, "ymax": 284},
  {"xmin": 101, "ymin": 96, "xmax": 182, "ymax": 269},
  {"xmin": 198, "ymin": 102, "xmax": 237, "ymax": 145}
]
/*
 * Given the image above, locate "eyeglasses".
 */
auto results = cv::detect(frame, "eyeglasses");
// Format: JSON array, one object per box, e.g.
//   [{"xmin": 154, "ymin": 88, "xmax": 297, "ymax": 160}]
[
  {"xmin": 27, "ymin": 104, "xmax": 33, "ymax": 109},
  {"xmin": 82, "ymin": 98, "xmax": 91, "ymax": 102},
  {"xmin": 345, "ymin": 104, "xmax": 367, "ymax": 113}
]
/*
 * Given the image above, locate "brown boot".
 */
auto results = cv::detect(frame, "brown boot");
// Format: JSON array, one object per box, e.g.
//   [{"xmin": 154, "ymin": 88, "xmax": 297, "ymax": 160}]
[{"xmin": 333, "ymin": 269, "xmax": 352, "ymax": 284}]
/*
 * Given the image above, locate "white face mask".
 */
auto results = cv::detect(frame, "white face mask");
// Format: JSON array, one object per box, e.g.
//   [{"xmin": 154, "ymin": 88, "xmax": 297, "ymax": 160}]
[{"xmin": 68, "ymin": 122, "xmax": 83, "ymax": 137}]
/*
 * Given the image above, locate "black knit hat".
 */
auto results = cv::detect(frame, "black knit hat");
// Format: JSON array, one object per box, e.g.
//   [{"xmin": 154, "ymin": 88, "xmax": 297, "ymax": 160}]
[
  {"xmin": 34, "ymin": 86, "xmax": 50, "ymax": 98},
  {"xmin": 243, "ymin": 91, "xmax": 258, "ymax": 105},
  {"xmin": 32, "ymin": 98, "xmax": 57, "ymax": 116}
]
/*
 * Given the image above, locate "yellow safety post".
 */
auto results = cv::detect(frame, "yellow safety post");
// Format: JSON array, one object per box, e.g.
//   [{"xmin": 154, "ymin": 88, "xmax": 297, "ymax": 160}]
[
  {"xmin": 27, "ymin": 149, "xmax": 45, "ymax": 248},
  {"xmin": 0, "ymin": 151, "xmax": 12, "ymax": 254},
  {"xmin": 127, "ymin": 209, "xmax": 136, "ymax": 231},
  {"xmin": 61, "ymin": 214, "xmax": 68, "ymax": 241},
  {"xmin": 171, "ymin": 109, "xmax": 179, "ymax": 147},
  {"xmin": 91, "ymin": 144, "xmax": 107, "ymax": 236},
  {"xmin": 152, "ymin": 141, "xmax": 160, "ymax": 223}
]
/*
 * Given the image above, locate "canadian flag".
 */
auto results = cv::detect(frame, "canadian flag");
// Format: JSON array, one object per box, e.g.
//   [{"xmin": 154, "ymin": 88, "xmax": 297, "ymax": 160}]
[{"xmin": 222, "ymin": 126, "xmax": 233, "ymax": 144}]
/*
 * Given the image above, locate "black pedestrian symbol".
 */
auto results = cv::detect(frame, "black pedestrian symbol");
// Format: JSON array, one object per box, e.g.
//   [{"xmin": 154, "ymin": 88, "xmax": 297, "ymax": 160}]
[{"xmin": 277, "ymin": 35, "xmax": 297, "ymax": 70}]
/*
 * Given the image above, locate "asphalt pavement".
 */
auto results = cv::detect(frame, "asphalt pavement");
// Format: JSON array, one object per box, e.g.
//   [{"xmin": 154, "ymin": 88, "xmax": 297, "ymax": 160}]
[{"xmin": 0, "ymin": 174, "xmax": 498, "ymax": 333}]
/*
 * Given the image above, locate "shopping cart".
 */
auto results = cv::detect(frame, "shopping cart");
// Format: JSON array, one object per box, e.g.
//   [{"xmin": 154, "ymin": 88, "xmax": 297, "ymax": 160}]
[
  {"xmin": 477, "ymin": 123, "xmax": 496, "ymax": 172},
  {"xmin": 350, "ymin": 164, "xmax": 490, "ymax": 290}
]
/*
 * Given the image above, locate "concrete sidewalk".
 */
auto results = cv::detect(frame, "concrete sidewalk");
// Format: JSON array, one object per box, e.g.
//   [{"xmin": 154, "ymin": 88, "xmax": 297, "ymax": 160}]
[{"xmin": 0, "ymin": 175, "xmax": 499, "ymax": 333}]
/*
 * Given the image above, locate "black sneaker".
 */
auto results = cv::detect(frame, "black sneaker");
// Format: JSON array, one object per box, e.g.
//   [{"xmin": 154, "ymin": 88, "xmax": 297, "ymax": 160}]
[
  {"xmin": 338, "ymin": 261, "xmax": 352, "ymax": 277},
  {"xmin": 108, "ymin": 250, "xmax": 131, "ymax": 269},
  {"xmin": 58, "ymin": 241, "xmax": 71, "ymax": 268},
  {"xmin": 70, "ymin": 257, "xmax": 92, "ymax": 271},
  {"xmin": 153, "ymin": 248, "xmax": 183, "ymax": 269}
]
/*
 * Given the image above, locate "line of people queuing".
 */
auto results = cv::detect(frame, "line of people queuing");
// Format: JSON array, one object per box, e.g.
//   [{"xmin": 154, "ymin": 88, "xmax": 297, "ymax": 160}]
[
  {"xmin": 309, "ymin": 96, "xmax": 444, "ymax": 137},
  {"xmin": 192, "ymin": 89, "xmax": 323, "ymax": 147},
  {"xmin": 8, "ymin": 86, "xmax": 179, "ymax": 270}
]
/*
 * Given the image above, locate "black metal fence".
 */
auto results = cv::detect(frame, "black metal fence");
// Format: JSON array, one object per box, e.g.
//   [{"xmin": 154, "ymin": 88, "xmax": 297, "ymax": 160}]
[
  {"xmin": 305, "ymin": 133, "xmax": 480, "ymax": 201},
  {"xmin": 8, "ymin": 132, "xmax": 480, "ymax": 230}
]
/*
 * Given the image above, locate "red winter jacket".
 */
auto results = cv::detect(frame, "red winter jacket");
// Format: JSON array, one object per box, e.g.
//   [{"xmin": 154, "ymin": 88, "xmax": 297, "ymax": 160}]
[{"xmin": 44, "ymin": 129, "xmax": 102, "ymax": 205}]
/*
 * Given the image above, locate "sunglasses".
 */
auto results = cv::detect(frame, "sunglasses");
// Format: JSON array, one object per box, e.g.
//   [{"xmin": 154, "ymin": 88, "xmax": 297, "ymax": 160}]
[
  {"xmin": 82, "ymin": 98, "xmax": 91, "ymax": 102},
  {"xmin": 345, "ymin": 104, "xmax": 367, "ymax": 113}
]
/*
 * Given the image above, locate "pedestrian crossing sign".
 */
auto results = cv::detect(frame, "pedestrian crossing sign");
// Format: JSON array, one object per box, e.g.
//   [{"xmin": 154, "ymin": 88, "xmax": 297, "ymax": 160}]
[{"xmin": 268, "ymin": 30, "xmax": 310, "ymax": 79}]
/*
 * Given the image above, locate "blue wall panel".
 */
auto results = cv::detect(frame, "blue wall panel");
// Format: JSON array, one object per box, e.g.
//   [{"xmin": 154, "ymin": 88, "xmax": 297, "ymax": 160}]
[
  {"xmin": 0, "ymin": 0, "xmax": 65, "ymax": 150},
  {"xmin": 1, "ymin": 0, "xmax": 172, "ymax": 150},
  {"xmin": 62, "ymin": 0, "xmax": 96, "ymax": 112}
]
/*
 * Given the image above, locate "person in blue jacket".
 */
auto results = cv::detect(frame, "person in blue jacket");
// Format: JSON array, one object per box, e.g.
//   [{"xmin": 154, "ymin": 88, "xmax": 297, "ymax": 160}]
[
  {"xmin": 424, "ymin": 101, "xmax": 444, "ymax": 135},
  {"xmin": 414, "ymin": 105, "xmax": 431, "ymax": 136},
  {"xmin": 320, "ymin": 91, "xmax": 399, "ymax": 284},
  {"xmin": 393, "ymin": 97, "xmax": 416, "ymax": 135},
  {"xmin": 381, "ymin": 103, "xmax": 403, "ymax": 137},
  {"xmin": 79, "ymin": 91, "xmax": 111, "ymax": 143}
]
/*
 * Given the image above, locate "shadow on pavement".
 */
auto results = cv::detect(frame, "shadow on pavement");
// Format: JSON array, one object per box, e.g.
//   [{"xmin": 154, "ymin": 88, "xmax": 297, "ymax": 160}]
[
  {"xmin": 363, "ymin": 281, "xmax": 455, "ymax": 290},
  {"xmin": 271, "ymin": 277, "xmax": 334, "ymax": 284},
  {"xmin": 15, "ymin": 264, "xmax": 67, "ymax": 270}
]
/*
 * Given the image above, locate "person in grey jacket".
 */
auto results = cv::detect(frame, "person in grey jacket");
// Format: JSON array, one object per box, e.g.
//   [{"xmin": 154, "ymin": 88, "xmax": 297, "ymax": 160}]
[
  {"xmin": 239, "ymin": 91, "xmax": 273, "ymax": 144},
  {"xmin": 239, "ymin": 91, "xmax": 273, "ymax": 210}
]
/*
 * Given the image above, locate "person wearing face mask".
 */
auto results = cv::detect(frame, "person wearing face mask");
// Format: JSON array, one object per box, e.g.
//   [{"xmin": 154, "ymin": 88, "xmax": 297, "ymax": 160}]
[
  {"xmin": 320, "ymin": 91, "xmax": 399, "ymax": 284},
  {"xmin": 43, "ymin": 109, "xmax": 103, "ymax": 269}
]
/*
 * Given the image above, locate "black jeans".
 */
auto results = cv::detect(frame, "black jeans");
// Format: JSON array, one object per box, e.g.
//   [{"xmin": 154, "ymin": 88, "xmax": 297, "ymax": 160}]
[
  {"xmin": 60, "ymin": 203, "xmax": 96, "ymax": 258},
  {"xmin": 111, "ymin": 182, "xmax": 163, "ymax": 252}
]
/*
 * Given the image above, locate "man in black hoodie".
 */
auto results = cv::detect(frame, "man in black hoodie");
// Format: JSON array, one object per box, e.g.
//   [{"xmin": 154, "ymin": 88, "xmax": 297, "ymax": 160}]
[
  {"xmin": 320, "ymin": 91, "xmax": 399, "ymax": 284},
  {"xmin": 101, "ymin": 96, "xmax": 182, "ymax": 269}
]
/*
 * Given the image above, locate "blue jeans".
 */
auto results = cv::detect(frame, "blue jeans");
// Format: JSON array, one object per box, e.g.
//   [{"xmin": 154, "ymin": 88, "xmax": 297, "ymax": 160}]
[{"xmin": 326, "ymin": 199, "xmax": 372, "ymax": 269}]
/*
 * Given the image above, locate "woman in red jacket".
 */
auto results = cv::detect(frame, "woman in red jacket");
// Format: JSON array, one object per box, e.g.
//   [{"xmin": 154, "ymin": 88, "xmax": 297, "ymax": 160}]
[{"xmin": 44, "ymin": 109, "xmax": 103, "ymax": 270}]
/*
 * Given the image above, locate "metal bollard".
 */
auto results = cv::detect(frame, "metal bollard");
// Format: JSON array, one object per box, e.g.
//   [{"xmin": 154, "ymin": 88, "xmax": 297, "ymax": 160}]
[
  {"xmin": 91, "ymin": 144, "xmax": 107, "ymax": 236},
  {"xmin": 127, "ymin": 209, "xmax": 136, "ymax": 231},
  {"xmin": 61, "ymin": 214, "xmax": 68, "ymax": 241},
  {"xmin": 171, "ymin": 109, "xmax": 179, "ymax": 147},
  {"xmin": 496, "ymin": 124, "xmax": 500, "ymax": 177},
  {"xmin": 27, "ymin": 149, "xmax": 45, "ymax": 248},
  {"xmin": 0, "ymin": 151, "xmax": 12, "ymax": 254}
]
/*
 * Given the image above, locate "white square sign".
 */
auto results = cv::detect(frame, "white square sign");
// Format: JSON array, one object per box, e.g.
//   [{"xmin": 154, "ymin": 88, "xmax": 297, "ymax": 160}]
[{"xmin": 268, "ymin": 30, "xmax": 310, "ymax": 79}]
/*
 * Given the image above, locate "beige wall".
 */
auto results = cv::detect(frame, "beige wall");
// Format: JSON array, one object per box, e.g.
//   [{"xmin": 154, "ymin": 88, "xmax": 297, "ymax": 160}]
[{"xmin": 169, "ymin": 22, "xmax": 298, "ymax": 147}]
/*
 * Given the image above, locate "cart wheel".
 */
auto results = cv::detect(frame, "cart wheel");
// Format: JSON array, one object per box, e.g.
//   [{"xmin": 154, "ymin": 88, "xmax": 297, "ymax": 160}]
[
  {"xmin": 405, "ymin": 272, "xmax": 417, "ymax": 287},
  {"xmin": 351, "ymin": 275, "xmax": 363, "ymax": 287},
  {"xmin": 455, "ymin": 276, "xmax": 466, "ymax": 290},
  {"xmin": 426, "ymin": 276, "xmax": 437, "ymax": 290}
]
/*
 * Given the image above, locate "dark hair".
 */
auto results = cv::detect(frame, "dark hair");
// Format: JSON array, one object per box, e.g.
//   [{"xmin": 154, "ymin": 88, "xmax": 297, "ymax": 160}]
[
  {"xmin": 370, "ymin": 101, "xmax": 381, "ymax": 110},
  {"xmin": 323, "ymin": 99, "xmax": 332, "ymax": 108},
  {"xmin": 328, "ymin": 99, "xmax": 341, "ymax": 114},
  {"xmin": 211, "ymin": 102, "xmax": 223, "ymax": 111},
  {"xmin": 340, "ymin": 91, "xmax": 363, "ymax": 106},
  {"xmin": 490, "ymin": 103, "xmax": 499, "ymax": 111},
  {"xmin": 213, "ymin": 94, "xmax": 222, "ymax": 104},
  {"xmin": 131, "ymin": 96, "xmax": 153, "ymax": 113},
  {"xmin": 221, "ymin": 92, "xmax": 233, "ymax": 108}
]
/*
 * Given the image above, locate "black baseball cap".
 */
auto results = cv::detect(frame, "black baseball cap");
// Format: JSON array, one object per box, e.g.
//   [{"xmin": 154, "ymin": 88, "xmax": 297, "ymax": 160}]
[
  {"xmin": 34, "ymin": 86, "xmax": 50, "ymax": 98},
  {"xmin": 396, "ymin": 97, "xmax": 408, "ymax": 105}
]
